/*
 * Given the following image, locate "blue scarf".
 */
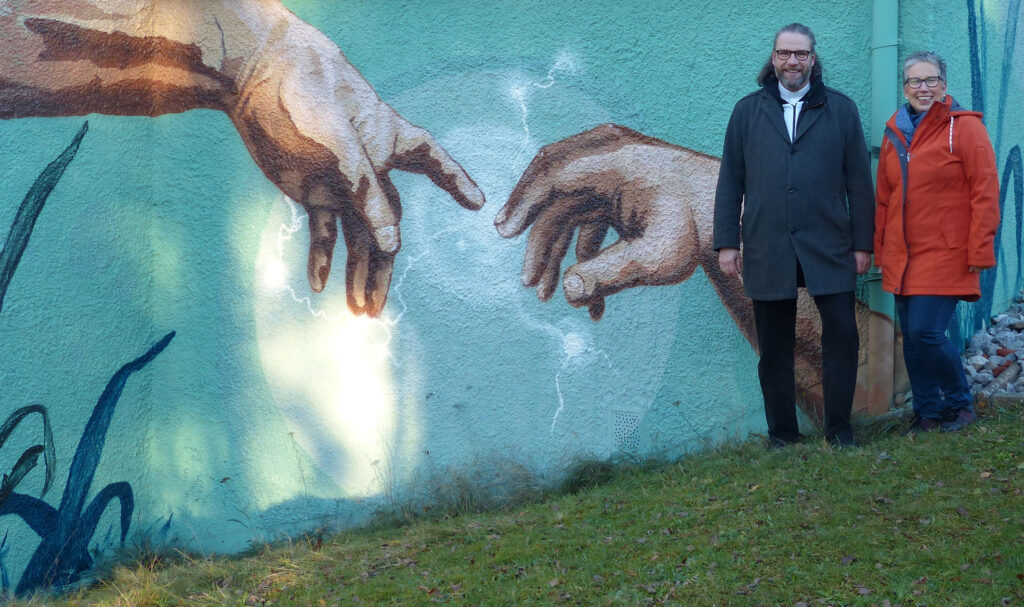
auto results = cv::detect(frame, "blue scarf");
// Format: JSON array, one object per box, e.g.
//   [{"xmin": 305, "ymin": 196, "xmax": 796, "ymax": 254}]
[{"xmin": 895, "ymin": 103, "xmax": 927, "ymax": 146}]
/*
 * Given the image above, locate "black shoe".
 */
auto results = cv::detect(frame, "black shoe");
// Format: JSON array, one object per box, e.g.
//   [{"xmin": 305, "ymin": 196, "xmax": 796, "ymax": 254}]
[
  {"xmin": 826, "ymin": 430, "xmax": 860, "ymax": 448},
  {"xmin": 767, "ymin": 434, "xmax": 801, "ymax": 449}
]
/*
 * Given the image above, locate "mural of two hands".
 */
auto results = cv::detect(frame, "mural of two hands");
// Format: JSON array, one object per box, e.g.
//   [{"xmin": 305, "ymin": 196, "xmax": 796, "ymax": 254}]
[
  {"xmin": 225, "ymin": 13, "xmax": 725, "ymax": 323},
  {"xmin": 1, "ymin": 0, "xmax": 738, "ymax": 325}
]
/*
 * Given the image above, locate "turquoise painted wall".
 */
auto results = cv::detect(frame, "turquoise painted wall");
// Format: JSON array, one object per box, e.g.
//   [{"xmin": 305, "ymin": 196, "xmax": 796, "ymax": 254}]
[{"xmin": 0, "ymin": 0, "xmax": 1020, "ymax": 594}]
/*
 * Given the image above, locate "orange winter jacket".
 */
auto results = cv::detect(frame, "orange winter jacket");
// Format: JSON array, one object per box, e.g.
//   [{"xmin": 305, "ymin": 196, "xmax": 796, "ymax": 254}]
[{"xmin": 874, "ymin": 95, "xmax": 1000, "ymax": 300}]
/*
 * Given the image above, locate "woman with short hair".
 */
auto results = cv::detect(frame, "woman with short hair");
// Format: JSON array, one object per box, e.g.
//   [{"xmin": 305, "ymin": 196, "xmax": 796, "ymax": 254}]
[{"xmin": 874, "ymin": 50, "xmax": 1000, "ymax": 433}]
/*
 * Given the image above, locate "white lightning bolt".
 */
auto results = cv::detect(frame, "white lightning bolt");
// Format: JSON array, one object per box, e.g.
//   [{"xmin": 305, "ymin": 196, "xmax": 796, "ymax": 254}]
[
  {"xmin": 505, "ymin": 51, "xmax": 620, "ymax": 433},
  {"xmin": 260, "ymin": 196, "xmax": 396, "ymax": 365}
]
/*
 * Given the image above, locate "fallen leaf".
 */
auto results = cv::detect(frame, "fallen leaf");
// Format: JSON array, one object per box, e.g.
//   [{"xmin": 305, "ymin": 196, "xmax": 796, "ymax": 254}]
[
  {"xmin": 981, "ymin": 471, "xmax": 992, "ymax": 479},
  {"xmin": 857, "ymin": 586, "xmax": 872, "ymax": 595},
  {"xmin": 749, "ymin": 484, "xmax": 760, "ymax": 492},
  {"xmin": 914, "ymin": 576, "xmax": 927, "ymax": 585},
  {"xmin": 973, "ymin": 578, "xmax": 993, "ymax": 584},
  {"xmin": 957, "ymin": 507, "xmax": 970, "ymax": 517},
  {"xmin": 548, "ymin": 578, "xmax": 559, "ymax": 587},
  {"xmin": 841, "ymin": 555, "xmax": 856, "ymax": 566}
]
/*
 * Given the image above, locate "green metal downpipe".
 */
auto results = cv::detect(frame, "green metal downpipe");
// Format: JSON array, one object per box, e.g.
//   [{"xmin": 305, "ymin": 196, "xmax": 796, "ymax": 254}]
[{"xmin": 866, "ymin": 0, "xmax": 899, "ymax": 414}]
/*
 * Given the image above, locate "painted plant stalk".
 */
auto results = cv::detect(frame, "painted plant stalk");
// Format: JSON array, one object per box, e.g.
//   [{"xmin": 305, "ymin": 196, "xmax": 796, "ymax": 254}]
[
  {"xmin": 0, "ymin": 406, "xmax": 55, "ymax": 513},
  {"xmin": 0, "ymin": 121, "xmax": 88, "ymax": 315},
  {"xmin": 0, "ymin": 331, "xmax": 175, "ymax": 595}
]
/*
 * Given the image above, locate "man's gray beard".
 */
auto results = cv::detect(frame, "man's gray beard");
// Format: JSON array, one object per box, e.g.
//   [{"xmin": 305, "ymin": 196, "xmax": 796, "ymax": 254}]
[{"xmin": 777, "ymin": 70, "xmax": 809, "ymax": 92}]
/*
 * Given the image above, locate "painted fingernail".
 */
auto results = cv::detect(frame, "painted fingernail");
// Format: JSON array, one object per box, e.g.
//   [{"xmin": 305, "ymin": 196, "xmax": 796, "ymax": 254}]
[
  {"xmin": 494, "ymin": 206, "xmax": 509, "ymax": 225},
  {"xmin": 374, "ymin": 226, "xmax": 399, "ymax": 253},
  {"xmin": 563, "ymin": 271, "xmax": 589, "ymax": 302},
  {"xmin": 310, "ymin": 269, "xmax": 324, "ymax": 293}
]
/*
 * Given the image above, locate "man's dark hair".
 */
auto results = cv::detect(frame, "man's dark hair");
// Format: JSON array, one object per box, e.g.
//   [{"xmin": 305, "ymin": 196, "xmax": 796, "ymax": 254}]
[{"xmin": 756, "ymin": 22, "xmax": 824, "ymax": 86}]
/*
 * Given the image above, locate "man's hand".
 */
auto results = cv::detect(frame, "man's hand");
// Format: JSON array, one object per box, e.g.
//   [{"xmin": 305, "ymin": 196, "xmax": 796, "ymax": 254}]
[
  {"xmin": 494, "ymin": 124, "xmax": 728, "ymax": 321},
  {"xmin": 0, "ymin": 0, "xmax": 484, "ymax": 317},
  {"xmin": 854, "ymin": 251, "xmax": 871, "ymax": 275},
  {"xmin": 718, "ymin": 248, "xmax": 742, "ymax": 279}
]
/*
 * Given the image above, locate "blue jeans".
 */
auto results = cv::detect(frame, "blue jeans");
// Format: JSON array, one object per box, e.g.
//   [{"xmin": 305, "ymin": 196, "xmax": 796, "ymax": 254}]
[{"xmin": 894, "ymin": 295, "xmax": 971, "ymax": 419}]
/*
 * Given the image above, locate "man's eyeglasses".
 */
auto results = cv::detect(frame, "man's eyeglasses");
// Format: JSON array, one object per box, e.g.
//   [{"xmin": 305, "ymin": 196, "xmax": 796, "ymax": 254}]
[
  {"xmin": 774, "ymin": 50, "xmax": 812, "ymax": 61},
  {"xmin": 904, "ymin": 76, "xmax": 944, "ymax": 88}
]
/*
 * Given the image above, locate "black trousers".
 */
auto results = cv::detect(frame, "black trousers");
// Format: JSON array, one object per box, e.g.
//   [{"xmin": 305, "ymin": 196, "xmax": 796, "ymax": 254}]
[{"xmin": 752, "ymin": 290, "xmax": 858, "ymax": 441}]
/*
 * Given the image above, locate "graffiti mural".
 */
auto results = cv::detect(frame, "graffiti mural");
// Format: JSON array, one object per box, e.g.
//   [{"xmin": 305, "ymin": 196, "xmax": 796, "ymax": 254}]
[
  {"xmin": 1, "ymin": 0, "xmax": 1022, "ymax": 596},
  {"xmin": 0, "ymin": 121, "xmax": 177, "ymax": 593},
  {"xmin": 961, "ymin": 0, "xmax": 1024, "ymax": 339},
  {"xmin": 1, "ymin": 332, "xmax": 174, "ymax": 594}
]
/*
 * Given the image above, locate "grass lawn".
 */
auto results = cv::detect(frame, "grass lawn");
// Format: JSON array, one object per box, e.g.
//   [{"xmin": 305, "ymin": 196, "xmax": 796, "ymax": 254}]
[{"xmin": 11, "ymin": 405, "xmax": 1024, "ymax": 606}]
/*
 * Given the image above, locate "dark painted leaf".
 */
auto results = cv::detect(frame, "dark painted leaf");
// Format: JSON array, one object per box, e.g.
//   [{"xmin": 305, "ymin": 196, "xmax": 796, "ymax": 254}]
[
  {"xmin": 0, "ymin": 492, "xmax": 58, "ymax": 537},
  {"xmin": 60, "ymin": 331, "xmax": 174, "ymax": 528},
  {"xmin": 0, "ymin": 405, "xmax": 56, "ymax": 499},
  {"xmin": 0, "ymin": 122, "xmax": 88, "ymax": 314},
  {"xmin": 80, "ymin": 481, "xmax": 134, "ymax": 544},
  {"xmin": 0, "ymin": 445, "xmax": 44, "ymax": 506}
]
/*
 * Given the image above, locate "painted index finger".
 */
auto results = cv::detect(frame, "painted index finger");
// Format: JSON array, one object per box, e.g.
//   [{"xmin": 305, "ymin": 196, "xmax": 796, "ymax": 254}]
[{"xmin": 390, "ymin": 120, "xmax": 485, "ymax": 211}]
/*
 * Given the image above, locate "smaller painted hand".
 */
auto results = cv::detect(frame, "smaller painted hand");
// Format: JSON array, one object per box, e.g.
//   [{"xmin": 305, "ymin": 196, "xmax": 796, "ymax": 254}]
[{"xmin": 494, "ymin": 124, "xmax": 730, "ymax": 323}]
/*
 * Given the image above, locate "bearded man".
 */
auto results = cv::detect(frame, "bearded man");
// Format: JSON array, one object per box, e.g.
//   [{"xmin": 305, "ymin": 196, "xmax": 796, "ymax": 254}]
[{"xmin": 713, "ymin": 23, "xmax": 874, "ymax": 447}]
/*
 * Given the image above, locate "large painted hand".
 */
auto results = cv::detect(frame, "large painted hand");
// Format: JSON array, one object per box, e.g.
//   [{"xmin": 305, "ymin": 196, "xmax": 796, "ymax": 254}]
[
  {"xmin": 226, "ymin": 15, "xmax": 483, "ymax": 316},
  {"xmin": 0, "ymin": 0, "xmax": 484, "ymax": 317},
  {"xmin": 494, "ymin": 124, "xmax": 752, "ymax": 339}
]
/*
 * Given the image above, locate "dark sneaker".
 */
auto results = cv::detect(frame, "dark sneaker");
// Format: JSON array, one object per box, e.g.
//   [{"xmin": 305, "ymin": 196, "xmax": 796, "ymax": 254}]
[
  {"xmin": 941, "ymin": 408, "xmax": 978, "ymax": 432},
  {"xmin": 827, "ymin": 430, "xmax": 860, "ymax": 448},
  {"xmin": 904, "ymin": 413, "xmax": 942, "ymax": 435}
]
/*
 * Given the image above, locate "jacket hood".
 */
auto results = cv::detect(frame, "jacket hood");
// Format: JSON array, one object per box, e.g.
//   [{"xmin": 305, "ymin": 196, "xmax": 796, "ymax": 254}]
[{"xmin": 886, "ymin": 94, "xmax": 983, "ymax": 131}]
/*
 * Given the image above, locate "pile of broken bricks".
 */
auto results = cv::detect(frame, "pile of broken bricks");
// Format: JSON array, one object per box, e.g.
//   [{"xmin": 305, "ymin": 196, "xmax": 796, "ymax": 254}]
[{"xmin": 962, "ymin": 292, "xmax": 1024, "ymax": 407}]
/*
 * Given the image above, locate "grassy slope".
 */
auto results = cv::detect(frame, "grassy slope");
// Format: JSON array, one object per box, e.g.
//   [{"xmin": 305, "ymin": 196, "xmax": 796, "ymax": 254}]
[{"xmin": 14, "ymin": 406, "xmax": 1024, "ymax": 607}]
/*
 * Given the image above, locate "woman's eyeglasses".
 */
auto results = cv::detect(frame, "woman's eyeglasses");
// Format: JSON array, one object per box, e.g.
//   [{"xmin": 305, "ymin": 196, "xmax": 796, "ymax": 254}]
[{"xmin": 904, "ymin": 76, "xmax": 944, "ymax": 88}]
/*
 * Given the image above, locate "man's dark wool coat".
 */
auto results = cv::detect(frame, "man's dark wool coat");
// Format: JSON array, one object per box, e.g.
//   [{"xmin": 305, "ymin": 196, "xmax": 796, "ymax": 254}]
[{"xmin": 713, "ymin": 72, "xmax": 875, "ymax": 301}]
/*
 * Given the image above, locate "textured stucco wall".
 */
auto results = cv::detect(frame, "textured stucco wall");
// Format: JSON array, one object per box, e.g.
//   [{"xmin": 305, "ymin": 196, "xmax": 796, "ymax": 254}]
[{"xmin": 0, "ymin": 0, "xmax": 1020, "ymax": 594}]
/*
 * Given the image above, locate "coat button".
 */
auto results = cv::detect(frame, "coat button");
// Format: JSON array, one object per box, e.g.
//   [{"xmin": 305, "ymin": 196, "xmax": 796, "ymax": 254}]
[
  {"xmin": 790, "ymin": 228, "xmax": 796, "ymax": 234},
  {"xmin": 787, "ymin": 187, "xmax": 796, "ymax": 193}
]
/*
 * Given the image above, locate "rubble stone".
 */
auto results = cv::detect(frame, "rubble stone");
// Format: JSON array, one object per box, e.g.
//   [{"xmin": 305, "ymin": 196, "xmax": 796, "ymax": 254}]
[{"xmin": 957, "ymin": 289, "xmax": 1024, "ymax": 401}]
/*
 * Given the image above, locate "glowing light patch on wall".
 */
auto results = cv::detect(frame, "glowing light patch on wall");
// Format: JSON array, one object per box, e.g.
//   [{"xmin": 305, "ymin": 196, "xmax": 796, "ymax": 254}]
[{"xmin": 253, "ymin": 197, "xmax": 403, "ymax": 495}]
